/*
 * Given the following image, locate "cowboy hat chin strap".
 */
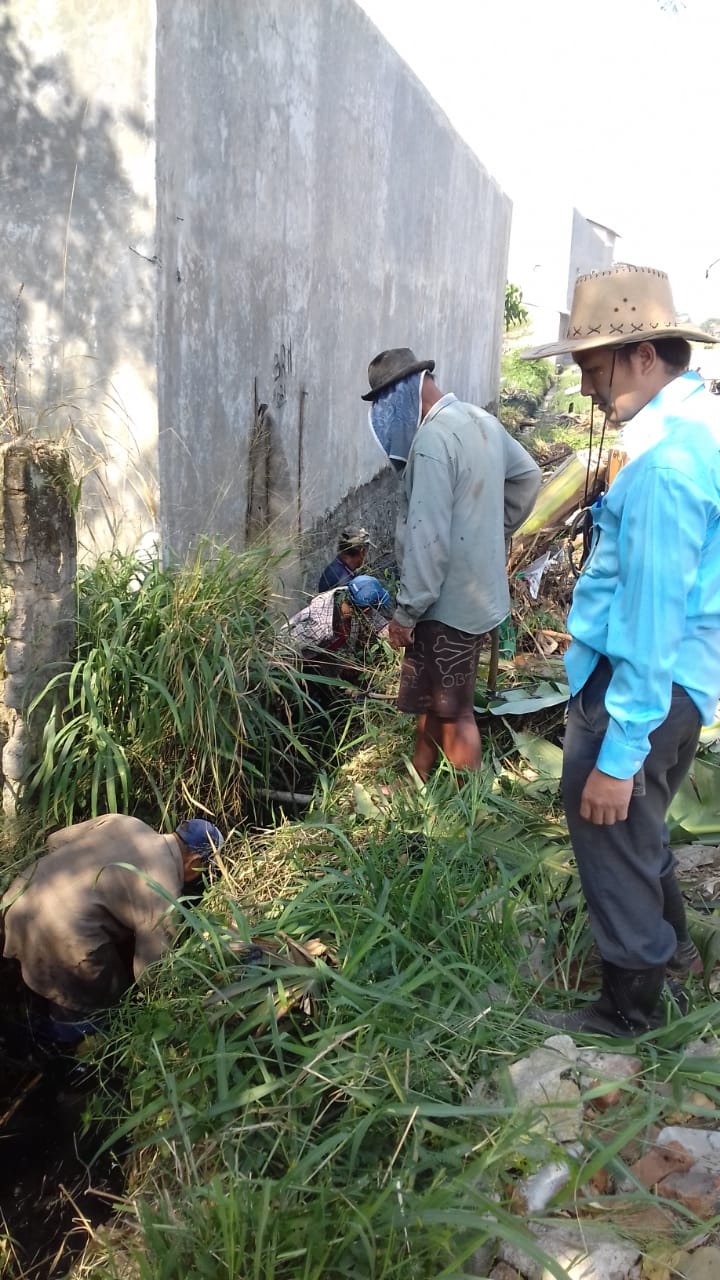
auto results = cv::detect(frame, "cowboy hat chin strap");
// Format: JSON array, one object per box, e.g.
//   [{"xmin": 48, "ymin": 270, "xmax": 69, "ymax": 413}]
[
  {"xmin": 570, "ymin": 352, "xmax": 616, "ymax": 576},
  {"xmin": 584, "ymin": 350, "xmax": 616, "ymax": 505}
]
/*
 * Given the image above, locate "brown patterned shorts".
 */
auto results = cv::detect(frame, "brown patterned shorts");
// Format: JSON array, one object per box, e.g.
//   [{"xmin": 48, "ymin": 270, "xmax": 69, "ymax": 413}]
[{"xmin": 397, "ymin": 619, "xmax": 483, "ymax": 717}]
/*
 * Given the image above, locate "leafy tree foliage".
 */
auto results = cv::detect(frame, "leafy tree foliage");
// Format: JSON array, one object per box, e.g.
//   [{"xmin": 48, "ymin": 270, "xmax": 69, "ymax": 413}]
[{"xmin": 504, "ymin": 282, "xmax": 528, "ymax": 331}]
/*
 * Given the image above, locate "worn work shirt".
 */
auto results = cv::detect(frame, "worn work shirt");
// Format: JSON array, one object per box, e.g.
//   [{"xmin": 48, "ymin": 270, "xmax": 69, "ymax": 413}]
[
  {"xmin": 318, "ymin": 556, "xmax": 354, "ymax": 593},
  {"xmin": 1, "ymin": 814, "xmax": 185, "ymax": 1013},
  {"xmin": 394, "ymin": 394, "xmax": 541, "ymax": 632},
  {"xmin": 285, "ymin": 589, "xmax": 386, "ymax": 653},
  {"xmin": 565, "ymin": 371, "xmax": 720, "ymax": 779}
]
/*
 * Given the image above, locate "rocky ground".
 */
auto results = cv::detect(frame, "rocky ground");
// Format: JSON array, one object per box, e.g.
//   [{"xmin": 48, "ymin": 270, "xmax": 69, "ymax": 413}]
[{"xmin": 468, "ymin": 848, "xmax": 720, "ymax": 1280}]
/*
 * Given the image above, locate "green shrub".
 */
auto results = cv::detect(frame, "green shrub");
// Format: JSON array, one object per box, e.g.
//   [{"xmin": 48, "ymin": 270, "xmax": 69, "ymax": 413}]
[
  {"xmin": 504, "ymin": 282, "xmax": 528, "ymax": 331},
  {"xmin": 500, "ymin": 350, "xmax": 554, "ymax": 407},
  {"xmin": 23, "ymin": 544, "xmax": 313, "ymax": 827}
]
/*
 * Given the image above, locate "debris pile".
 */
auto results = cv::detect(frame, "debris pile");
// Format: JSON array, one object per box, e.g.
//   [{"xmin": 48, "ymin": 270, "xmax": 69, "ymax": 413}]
[{"xmin": 470, "ymin": 1032, "xmax": 720, "ymax": 1279}]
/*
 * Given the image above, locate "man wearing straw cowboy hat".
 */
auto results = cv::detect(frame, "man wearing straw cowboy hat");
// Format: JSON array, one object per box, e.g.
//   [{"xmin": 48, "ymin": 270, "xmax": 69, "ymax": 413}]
[
  {"xmin": 362, "ymin": 348, "xmax": 540, "ymax": 779},
  {"xmin": 523, "ymin": 263, "xmax": 720, "ymax": 1037}
]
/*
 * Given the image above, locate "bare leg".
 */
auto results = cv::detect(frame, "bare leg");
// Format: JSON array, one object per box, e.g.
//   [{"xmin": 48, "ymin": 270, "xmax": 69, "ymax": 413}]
[
  {"xmin": 412, "ymin": 713, "xmax": 440, "ymax": 781},
  {"xmin": 437, "ymin": 714, "xmax": 482, "ymax": 772},
  {"xmin": 412, "ymin": 713, "xmax": 482, "ymax": 779}
]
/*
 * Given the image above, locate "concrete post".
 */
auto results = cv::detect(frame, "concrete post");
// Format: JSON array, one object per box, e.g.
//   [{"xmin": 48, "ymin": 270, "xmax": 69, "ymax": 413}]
[{"xmin": 0, "ymin": 442, "xmax": 77, "ymax": 814}]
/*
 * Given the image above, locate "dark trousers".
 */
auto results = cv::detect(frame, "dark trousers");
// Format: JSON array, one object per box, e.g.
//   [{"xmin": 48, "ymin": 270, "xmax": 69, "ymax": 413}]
[{"xmin": 562, "ymin": 658, "xmax": 701, "ymax": 968}]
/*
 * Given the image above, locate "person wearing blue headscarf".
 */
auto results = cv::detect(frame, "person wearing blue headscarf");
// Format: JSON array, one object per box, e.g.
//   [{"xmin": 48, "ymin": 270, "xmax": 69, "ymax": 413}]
[{"xmin": 363, "ymin": 347, "xmax": 541, "ymax": 780}]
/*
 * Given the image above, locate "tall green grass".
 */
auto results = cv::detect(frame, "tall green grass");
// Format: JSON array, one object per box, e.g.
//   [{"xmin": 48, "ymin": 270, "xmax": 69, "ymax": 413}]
[
  {"xmin": 82, "ymin": 777, "xmax": 567, "ymax": 1277},
  {"xmin": 23, "ymin": 544, "xmax": 314, "ymax": 828},
  {"xmin": 75, "ymin": 767, "xmax": 720, "ymax": 1279},
  {"xmin": 75, "ymin": 779, "xmax": 580, "ymax": 1273},
  {"xmin": 13, "ymin": 539, "xmax": 718, "ymax": 1277}
]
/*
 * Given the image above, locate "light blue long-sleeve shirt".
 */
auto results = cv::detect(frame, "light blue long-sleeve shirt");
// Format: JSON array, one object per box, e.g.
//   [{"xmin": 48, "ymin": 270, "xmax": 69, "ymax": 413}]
[{"xmin": 565, "ymin": 371, "xmax": 720, "ymax": 779}]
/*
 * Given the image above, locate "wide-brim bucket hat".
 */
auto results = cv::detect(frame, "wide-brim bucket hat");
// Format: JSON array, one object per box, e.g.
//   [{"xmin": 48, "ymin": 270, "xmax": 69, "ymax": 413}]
[
  {"xmin": 361, "ymin": 347, "xmax": 435, "ymax": 401},
  {"xmin": 522, "ymin": 264, "xmax": 718, "ymax": 360},
  {"xmin": 337, "ymin": 525, "xmax": 371, "ymax": 553}
]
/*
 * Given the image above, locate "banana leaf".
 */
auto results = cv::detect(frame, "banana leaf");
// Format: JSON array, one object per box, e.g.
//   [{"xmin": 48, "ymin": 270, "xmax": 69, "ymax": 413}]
[
  {"xmin": 475, "ymin": 680, "xmax": 570, "ymax": 717},
  {"xmin": 511, "ymin": 730, "xmax": 563, "ymax": 795},
  {"xmin": 514, "ymin": 451, "xmax": 600, "ymax": 542},
  {"xmin": 668, "ymin": 753, "xmax": 720, "ymax": 842}
]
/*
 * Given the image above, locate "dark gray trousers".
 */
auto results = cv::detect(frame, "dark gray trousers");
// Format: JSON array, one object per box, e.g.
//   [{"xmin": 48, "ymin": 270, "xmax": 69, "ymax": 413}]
[{"xmin": 562, "ymin": 657, "xmax": 701, "ymax": 968}]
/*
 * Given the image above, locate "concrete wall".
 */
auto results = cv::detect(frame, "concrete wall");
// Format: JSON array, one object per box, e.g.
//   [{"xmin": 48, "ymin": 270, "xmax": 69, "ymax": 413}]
[
  {"xmin": 566, "ymin": 212, "xmax": 617, "ymax": 311},
  {"xmin": 0, "ymin": 0, "xmax": 157, "ymax": 557},
  {"xmin": 508, "ymin": 205, "xmax": 618, "ymax": 356},
  {"xmin": 0, "ymin": 443, "xmax": 77, "ymax": 815},
  {"xmin": 155, "ymin": 0, "xmax": 511, "ymax": 597},
  {"xmin": 507, "ymin": 204, "xmax": 575, "ymax": 349},
  {"xmin": 1, "ymin": 1, "xmax": 510, "ymax": 589}
]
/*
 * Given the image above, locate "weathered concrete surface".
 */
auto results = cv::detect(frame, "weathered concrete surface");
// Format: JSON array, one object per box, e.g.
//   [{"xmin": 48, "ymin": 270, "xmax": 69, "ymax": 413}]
[
  {"xmin": 156, "ymin": 0, "xmax": 511, "ymax": 593},
  {"xmin": 0, "ymin": 443, "xmax": 77, "ymax": 814},
  {"xmin": 566, "ymin": 211, "xmax": 617, "ymax": 312},
  {"xmin": 506, "ymin": 1034, "xmax": 583, "ymax": 1142},
  {"xmin": 498, "ymin": 1224, "xmax": 641, "ymax": 1280},
  {"xmin": 1, "ymin": 0, "xmax": 157, "ymax": 555},
  {"xmin": 3, "ymin": 1, "xmax": 510, "ymax": 585},
  {"xmin": 507, "ymin": 205, "xmax": 616, "ymax": 354}
]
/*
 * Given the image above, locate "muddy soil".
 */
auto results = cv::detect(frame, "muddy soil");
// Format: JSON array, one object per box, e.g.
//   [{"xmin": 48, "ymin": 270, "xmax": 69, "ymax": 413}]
[
  {"xmin": 0, "ymin": 963, "xmax": 123, "ymax": 1277},
  {"xmin": 0, "ymin": 1064, "xmax": 123, "ymax": 1277}
]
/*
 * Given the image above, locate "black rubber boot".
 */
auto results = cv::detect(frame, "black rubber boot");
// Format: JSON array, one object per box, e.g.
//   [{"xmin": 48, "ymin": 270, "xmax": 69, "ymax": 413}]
[
  {"xmin": 535, "ymin": 961, "xmax": 667, "ymax": 1038},
  {"xmin": 661, "ymin": 871, "xmax": 702, "ymax": 976},
  {"xmin": 667, "ymin": 941, "xmax": 703, "ymax": 977}
]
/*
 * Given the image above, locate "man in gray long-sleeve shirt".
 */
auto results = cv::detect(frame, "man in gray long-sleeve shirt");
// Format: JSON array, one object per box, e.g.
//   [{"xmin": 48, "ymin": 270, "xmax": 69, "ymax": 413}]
[
  {"xmin": 1, "ymin": 813, "xmax": 224, "ymax": 1039},
  {"xmin": 363, "ymin": 348, "xmax": 540, "ymax": 778}
]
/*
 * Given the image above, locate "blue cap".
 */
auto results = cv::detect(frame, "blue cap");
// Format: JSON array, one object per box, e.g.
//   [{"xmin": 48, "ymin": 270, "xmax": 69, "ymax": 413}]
[
  {"xmin": 346, "ymin": 575, "xmax": 391, "ymax": 611},
  {"xmin": 175, "ymin": 819, "xmax": 225, "ymax": 861}
]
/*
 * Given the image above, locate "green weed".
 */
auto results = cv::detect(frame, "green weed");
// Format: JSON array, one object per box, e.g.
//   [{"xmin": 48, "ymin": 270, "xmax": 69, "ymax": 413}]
[
  {"xmin": 73, "ymin": 771, "xmax": 720, "ymax": 1279},
  {"xmin": 500, "ymin": 351, "xmax": 555, "ymax": 410},
  {"xmin": 22, "ymin": 543, "xmax": 315, "ymax": 828},
  {"xmin": 6, "ymin": 536, "xmax": 718, "ymax": 1278}
]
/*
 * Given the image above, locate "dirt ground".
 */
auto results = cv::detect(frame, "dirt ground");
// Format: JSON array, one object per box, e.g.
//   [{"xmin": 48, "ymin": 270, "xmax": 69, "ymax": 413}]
[{"xmin": 0, "ymin": 961, "xmax": 123, "ymax": 1277}]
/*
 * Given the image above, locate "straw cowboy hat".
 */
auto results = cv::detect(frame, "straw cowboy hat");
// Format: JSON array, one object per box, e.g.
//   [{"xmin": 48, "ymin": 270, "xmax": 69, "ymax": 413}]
[
  {"xmin": 361, "ymin": 348, "xmax": 435, "ymax": 401},
  {"xmin": 522, "ymin": 264, "xmax": 718, "ymax": 360}
]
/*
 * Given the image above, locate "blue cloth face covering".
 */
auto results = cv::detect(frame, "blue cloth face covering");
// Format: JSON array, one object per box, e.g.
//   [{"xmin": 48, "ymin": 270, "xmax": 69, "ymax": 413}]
[{"xmin": 368, "ymin": 372, "xmax": 424, "ymax": 471}]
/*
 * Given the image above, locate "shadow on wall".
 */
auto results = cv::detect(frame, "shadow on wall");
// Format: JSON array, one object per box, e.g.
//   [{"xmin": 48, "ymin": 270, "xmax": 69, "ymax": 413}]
[
  {"xmin": 245, "ymin": 395, "xmax": 296, "ymax": 547},
  {"xmin": 1, "ymin": 11, "xmax": 157, "ymax": 553},
  {"xmin": 300, "ymin": 465, "xmax": 401, "ymax": 601},
  {"xmin": 243, "ymin": 404, "xmax": 400, "ymax": 616}
]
